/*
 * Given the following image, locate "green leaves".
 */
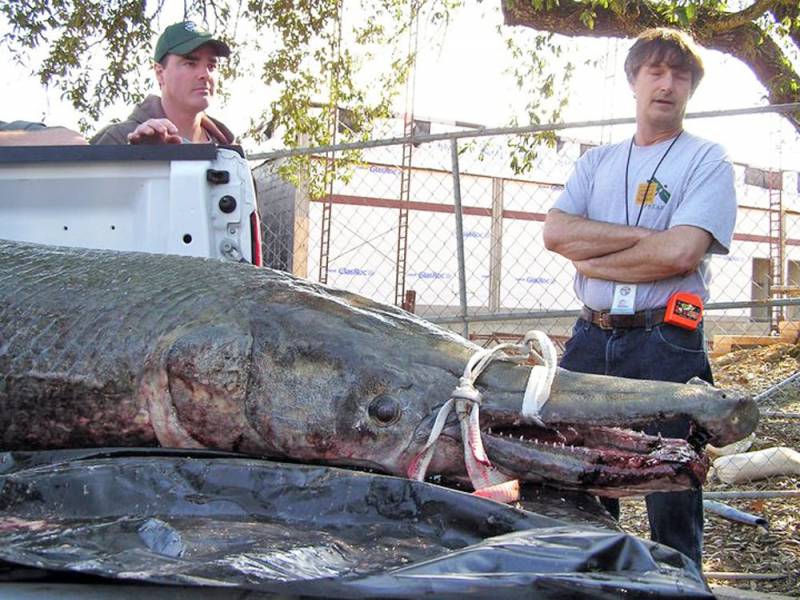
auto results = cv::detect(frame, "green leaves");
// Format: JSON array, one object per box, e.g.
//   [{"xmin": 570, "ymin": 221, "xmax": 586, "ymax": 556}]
[
  {"xmin": 674, "ymin": 4, "xmax": 696, "ymax": 27},
  {"xmin": 2, "ymin": 0, "xmax": 154, "ymax": 127},
  {"xmin": 0, "ymin": 0, "xmax": 437, "ymax": 151},
  {"xmin": 502, "ymin": 26, "xmax": 572, "ymax": 174},
  {"xmin": 578, "ymin": 8, "xmax": 596, "ymax": 30},
  {"xmin": 4, "ymin": 0, "xmax": 800, "ymax": 163}
]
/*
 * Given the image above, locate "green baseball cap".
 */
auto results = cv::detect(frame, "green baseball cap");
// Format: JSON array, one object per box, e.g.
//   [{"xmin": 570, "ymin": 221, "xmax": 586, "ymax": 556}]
[{"xmin": 153, "ymin": 21, "xmax": 231, "ymax": 62}]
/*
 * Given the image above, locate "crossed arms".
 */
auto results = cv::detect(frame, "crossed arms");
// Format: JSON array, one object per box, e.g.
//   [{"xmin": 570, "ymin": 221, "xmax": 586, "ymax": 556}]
[{"xmin": 543, "ymin": 209, "xmax": 713, "ymax": 283}]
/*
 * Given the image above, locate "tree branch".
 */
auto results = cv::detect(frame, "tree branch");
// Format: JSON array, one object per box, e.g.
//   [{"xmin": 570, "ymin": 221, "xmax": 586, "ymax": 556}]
[
  {"xmin": 501, "ymin": 1, "xmax": 659, "ymax": 37},
  {"xmin": 500, "ymin": 0, "xmax": 800, "ymax": 134},
  {"xmin": 715, "ymin": 0, "xmax": 780, "ymax": 31}
]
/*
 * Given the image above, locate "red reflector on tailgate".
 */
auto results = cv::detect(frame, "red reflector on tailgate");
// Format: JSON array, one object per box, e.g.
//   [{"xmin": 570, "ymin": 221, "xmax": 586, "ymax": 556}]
[{"xmin": 250, "ymin": 211, "xmax": 263, "ymax": 267}]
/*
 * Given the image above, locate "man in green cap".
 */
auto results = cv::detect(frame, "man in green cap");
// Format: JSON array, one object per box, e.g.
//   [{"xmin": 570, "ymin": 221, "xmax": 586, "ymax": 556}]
[{"xmin": 91, "ymin": 21, "xmax": 235, "ymax": 145}]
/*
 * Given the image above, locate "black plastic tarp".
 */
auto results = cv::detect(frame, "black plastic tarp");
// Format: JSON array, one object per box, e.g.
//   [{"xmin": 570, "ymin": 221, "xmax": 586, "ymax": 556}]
[{"xmin": 0, "ymin": 449, "xmax": 712, "ymax": 599}]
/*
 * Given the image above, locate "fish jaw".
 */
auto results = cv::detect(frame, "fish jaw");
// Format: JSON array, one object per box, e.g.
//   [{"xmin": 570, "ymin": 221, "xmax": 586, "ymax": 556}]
[
  {"xmin": 428, "ymin": 360, "xmax": 759, "ymax": 497},
  {"xmin": 480, "ymin": 422, "xmax": 709, "ymax": 497},
  {"xmin": 410, "ymin": 412, "xmax": 710, "ymax": 497}
]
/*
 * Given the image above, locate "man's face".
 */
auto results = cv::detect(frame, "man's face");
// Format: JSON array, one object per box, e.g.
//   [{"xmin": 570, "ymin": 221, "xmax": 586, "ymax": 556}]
[
  {"xmin": 631, "ymin": 57, "xmax": 693, "ymax": 133},
  {"xmin": 155, "ymin": 44, "xmax": 219, "ymax": 113}
]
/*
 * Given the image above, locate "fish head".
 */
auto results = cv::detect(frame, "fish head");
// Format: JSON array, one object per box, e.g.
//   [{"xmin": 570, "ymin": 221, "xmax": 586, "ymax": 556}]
[
  {"xmin": 242, "ymin": 279, "xmax": 758, "ymax": 497},
  {"xmin": 243, "ymin": 284, "xmax": 468, "ymax": 474},
  {"xmin": 470, "ymin": 362, "xmax": 758, "ymax": 496}
]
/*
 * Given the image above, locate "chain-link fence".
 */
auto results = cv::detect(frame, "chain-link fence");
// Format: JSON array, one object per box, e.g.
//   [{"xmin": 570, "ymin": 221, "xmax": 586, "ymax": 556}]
[
  {"xmin": 251, "ymin": 107, "xmax": 800, "ymax": 494},
  {"xmin": 253, "ymin": 109, "xmax": 800, "ymax": 337}
]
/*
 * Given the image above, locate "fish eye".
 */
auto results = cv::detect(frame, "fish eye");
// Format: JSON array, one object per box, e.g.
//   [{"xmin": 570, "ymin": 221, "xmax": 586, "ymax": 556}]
[{"xmin": 368, "ymin": 394, "xmax": 401, "ymax": 425}]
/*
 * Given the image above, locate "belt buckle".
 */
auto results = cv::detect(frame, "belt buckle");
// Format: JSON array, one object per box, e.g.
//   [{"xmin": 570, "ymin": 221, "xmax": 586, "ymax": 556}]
[{"xmin": 598, "ymin": 312, "xmax": 613, "ymax": 329}]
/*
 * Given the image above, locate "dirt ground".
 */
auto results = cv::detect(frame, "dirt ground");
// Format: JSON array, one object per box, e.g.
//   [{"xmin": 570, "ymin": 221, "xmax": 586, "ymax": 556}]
[{"xmin": 620, "ymin": 343, "xmax": 800, "ymax": 597}]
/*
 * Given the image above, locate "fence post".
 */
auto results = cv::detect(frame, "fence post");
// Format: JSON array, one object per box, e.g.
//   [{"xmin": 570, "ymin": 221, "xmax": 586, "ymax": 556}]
[
  {"xmin": 450, "ymin": 138, "xmax": 469, "ymax": 338},
  {"xmin": 292, "ymin": 133, "xmax": 311, "ymax": 278},
  {"xmin": 489, "ymin": 177, "xmax": 504, "ymax": 312}
]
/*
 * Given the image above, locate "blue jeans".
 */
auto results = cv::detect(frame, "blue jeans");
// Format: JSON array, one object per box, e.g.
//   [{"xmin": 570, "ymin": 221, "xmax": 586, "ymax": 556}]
[{"xmin": 559, "ymin": 315, "xmax": 710, "ymax": 567}]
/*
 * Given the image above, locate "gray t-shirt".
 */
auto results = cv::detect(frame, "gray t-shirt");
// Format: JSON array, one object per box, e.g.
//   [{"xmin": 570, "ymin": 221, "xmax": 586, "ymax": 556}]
[{"xmin": 553, "ymin": 131, "xmax": 736, "ymax": 311}]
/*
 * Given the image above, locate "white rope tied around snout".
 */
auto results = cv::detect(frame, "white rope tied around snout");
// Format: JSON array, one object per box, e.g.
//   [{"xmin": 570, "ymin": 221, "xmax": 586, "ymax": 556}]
[
  {"xmin": 520, "ymin": 330, "xmax": 558, "ymax": 421},
  {"xmin": 408, "ymin": 330, "xmax": 558, "ymax": 502}
]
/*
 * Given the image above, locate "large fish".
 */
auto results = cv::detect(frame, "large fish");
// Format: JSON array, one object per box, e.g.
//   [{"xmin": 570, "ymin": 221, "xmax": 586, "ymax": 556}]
[{"xmin": 0, "ymin": 240, "xmax": 758, "ymax": 498}]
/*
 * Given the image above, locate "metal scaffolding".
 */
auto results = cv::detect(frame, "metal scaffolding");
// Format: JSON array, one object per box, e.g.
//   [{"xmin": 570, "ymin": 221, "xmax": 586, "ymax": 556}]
[
  {"xmin": 317, "ymin": 0, "xmax": 343, "ymax": 285},
  {"xmin": 769, "ymin": 171, "xmax": 785, "ymax": 333},
  {"xmin": 394, "ymin": 1, "xmax": 419, "ymax": 308}
]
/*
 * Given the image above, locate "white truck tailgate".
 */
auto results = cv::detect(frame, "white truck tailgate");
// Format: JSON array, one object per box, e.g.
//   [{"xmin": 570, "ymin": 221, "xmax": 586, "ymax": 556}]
[{"xmin": 0, "ymin": 144, "xmax": 260, "ymax": 265}]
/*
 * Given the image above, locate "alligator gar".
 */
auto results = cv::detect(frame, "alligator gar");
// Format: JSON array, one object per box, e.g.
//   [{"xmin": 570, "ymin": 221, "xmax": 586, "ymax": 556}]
[{"xmin": 0, "ymin": 240, "xmax": 758, "ymax": 498}]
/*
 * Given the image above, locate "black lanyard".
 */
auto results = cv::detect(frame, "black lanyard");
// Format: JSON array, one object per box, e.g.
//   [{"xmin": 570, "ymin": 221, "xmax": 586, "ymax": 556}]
[{"xmin": 624, "ymin": 131, "xmax": 682, "ymax": 226}]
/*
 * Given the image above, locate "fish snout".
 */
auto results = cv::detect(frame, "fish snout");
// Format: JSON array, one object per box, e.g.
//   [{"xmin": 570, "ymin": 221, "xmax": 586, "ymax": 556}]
[
  {"xmin": 708, "ymin": 389, "xmax": 760, "ymax": 447},
  {"xmin": 683, "ymin": 379, "xmax": 759, "ymax": 448}
]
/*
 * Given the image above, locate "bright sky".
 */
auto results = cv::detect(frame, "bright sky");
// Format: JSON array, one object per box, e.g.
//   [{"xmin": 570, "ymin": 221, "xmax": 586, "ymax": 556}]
[{"xmin": 2, "ymin": 2, "xmax": 798, "ymax": 170}]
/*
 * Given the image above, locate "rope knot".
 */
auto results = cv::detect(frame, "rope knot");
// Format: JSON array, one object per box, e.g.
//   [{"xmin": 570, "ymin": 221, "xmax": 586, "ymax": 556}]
[
  {"xmin": 451, "ymin": 377, "xmax": 482, "ymax": 404},
  {"xmin": 407, "ymin": 330, "xmax": 557, "ymax": 504}
]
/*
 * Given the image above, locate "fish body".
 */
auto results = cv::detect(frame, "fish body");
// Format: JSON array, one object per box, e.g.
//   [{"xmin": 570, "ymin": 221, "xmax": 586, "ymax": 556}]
[{"xmin": 0, "ymin": 241, "xmax": 758, "ymax": 496}]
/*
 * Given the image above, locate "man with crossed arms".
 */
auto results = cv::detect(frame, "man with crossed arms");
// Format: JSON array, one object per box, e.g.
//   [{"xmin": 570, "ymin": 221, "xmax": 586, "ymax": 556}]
[{"xmin": 543, "ymin": 28, "xmax": 737, "ymax": 567}]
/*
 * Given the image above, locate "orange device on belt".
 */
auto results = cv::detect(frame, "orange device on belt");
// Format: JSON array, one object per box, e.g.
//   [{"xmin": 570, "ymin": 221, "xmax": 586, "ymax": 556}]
[{"xmin": 664, "ymin": 292, "xmax": 703, "ymax": 330}]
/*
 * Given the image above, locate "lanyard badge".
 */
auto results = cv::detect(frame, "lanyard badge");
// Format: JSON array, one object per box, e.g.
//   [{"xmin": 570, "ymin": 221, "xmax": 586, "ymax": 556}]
[{"xmin": 610, "ymin": 283, "xmax": 637, "ymax": 315}]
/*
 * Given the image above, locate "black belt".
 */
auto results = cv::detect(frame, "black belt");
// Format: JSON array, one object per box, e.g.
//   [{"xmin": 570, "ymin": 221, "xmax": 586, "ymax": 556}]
[{"xmin": 580, "ymin": 306, "xmax": 666, "ymax": 330}]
